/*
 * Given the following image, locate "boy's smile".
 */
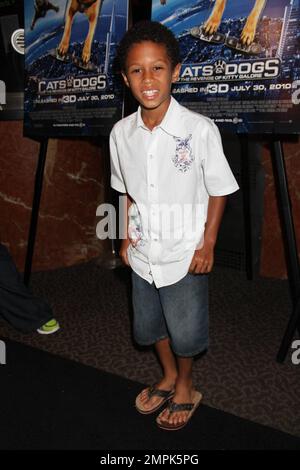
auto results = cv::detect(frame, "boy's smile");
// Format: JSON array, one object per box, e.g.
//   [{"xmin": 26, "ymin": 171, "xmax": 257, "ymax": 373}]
[{"xmin": 122, "ymin": 41, "xmax": 181, "ymax": 128}]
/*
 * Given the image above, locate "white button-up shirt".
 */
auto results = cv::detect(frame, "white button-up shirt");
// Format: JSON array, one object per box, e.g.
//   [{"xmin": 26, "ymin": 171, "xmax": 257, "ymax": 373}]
[{"xmin": 110, "ymin": 97, "xmax": 239, "ymax": 287}]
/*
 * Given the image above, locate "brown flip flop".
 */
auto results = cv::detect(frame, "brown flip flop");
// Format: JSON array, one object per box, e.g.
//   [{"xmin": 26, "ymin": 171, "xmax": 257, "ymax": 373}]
[
  {"xmin": 156, "ymin": 390, "xmax": 203, "ymax": 430},
  {"xmin": 135, "ymin": 385, "xmax": 175, "ymax": 415}
]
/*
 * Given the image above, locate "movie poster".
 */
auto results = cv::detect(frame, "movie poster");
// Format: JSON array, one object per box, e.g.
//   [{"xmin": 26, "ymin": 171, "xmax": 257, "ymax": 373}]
[
  {"xmin": 24, "ymin": 0, "xmax": 129, "ymax": 137},
  {"xmin": 0, "ymin": 0, "xmax": 24, "ymax": 120},
  {"xmin": 152, "ymin": 0, "xmax": 300, "ymax": 134}
]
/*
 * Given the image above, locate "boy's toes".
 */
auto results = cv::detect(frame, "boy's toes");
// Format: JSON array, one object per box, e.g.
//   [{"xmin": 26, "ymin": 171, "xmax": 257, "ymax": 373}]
[
  {"xmin": 160, "ymin": 408, "xmax": 170, "ymax": 421},
  {"xmin": 136, "ymin": 385, "xmax": 174, "ymax": 414},
  {"xmin": 139, "ymin": 389, "xmax": 148, "ymax": 401},
  {"xmin": 170, "ymin": 411, "xmax": 187, "ymax": 426}
]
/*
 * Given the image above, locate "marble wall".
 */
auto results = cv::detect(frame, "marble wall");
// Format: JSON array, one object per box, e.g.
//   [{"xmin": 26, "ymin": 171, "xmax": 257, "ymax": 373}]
[
  {"xmin": 0, "ymin": 121, "xmax": 299, "ymax": 278},
  {"xmin": 0, "ymin": 121, "xmax": 110, "ymax": 272}
]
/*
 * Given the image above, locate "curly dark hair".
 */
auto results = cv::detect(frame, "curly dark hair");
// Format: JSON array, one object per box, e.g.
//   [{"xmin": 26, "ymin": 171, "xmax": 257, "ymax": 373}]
[{"xmin": 117, "ymin": 20, "xmax": 181, "ymax": 71}]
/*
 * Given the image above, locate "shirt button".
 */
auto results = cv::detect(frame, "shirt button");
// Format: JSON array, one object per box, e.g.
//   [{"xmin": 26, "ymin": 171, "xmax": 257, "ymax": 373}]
[{"xmin": 150, "ymin": 184, "xmax": 154, "ymax": 188}]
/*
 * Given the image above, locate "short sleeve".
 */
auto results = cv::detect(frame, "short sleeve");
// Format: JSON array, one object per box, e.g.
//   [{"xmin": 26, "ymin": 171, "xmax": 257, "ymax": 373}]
[
  {"xmin": 201, "ymin": 121, "xmax": 239, "ymax": 196},
  {"xmin": 109, "ymin": 126, "xmax": 127, "ymax": 194}
]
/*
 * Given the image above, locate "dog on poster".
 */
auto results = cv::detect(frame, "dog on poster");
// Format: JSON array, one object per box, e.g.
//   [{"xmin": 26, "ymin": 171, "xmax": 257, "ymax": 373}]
[
  {"xmin": 31, "ymin": 0, "xmax": 60, "ymax": 30},
  {"xmin": 161, "ymin": 0, "xmax": 266, "ymax": 46},
  {"xmin": 58, "ymin": 0, "xmax": 103, "ymax": 64}
]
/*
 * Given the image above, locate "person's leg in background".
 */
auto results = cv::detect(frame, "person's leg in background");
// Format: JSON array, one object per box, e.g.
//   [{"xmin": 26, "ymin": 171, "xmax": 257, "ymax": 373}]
[{"xmin": 0, "ymin": 244, "xmax": 60, "ymax": 334}]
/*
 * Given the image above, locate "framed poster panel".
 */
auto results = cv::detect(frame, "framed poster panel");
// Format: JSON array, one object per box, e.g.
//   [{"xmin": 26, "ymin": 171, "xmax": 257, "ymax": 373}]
[
  {"xmin": 152, "ymin": 0, "xmax": 300, "ymax": 134},
  {"xmin": 24, "ymin": 0, "xmax": 129, "ymax": 137}
]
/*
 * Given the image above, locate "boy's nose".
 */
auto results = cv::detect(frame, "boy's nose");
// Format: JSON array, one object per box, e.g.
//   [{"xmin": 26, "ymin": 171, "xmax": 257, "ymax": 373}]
[{"xmin": 142, "ymin": 70, "xmax": 154, "ymax": 82}]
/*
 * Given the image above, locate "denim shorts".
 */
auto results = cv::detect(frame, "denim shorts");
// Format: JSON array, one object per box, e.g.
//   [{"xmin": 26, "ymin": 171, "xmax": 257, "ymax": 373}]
[{"xmin": 131, "ymin": 270, "xmax": 209, "ymax": 357}]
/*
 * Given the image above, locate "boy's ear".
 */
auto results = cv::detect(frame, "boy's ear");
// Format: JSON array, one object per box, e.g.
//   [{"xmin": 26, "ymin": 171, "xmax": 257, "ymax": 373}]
[
  {"xmin": 172, "ymin": 63, "xmax": 181, "ymax": 83},
  {"xmin": 121, "ymin": 71, "xmax": 130, "ymax": 88}
]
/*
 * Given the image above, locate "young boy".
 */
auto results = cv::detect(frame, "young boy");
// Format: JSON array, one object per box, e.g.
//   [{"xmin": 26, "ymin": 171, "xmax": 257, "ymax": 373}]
[{"xmin": 110, "ymin": 21, "xmax": 239, "ymax": 431}]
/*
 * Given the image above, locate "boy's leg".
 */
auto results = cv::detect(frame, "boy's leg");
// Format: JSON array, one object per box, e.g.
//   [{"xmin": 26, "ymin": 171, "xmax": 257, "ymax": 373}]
[
  {"xmin": 156, "ymin": 272, "xmax": 208, "ymax": 426},
  {"xmin": 132, "ymin": 271, "xmax": 177, "ymax": 411},
  {"xmin": 158, "ymin": 356, "xmax": 194, "ymax": 426},
  {"xmin": 138, "ymin": 337, "xmax": 178, "ymax": 411}
]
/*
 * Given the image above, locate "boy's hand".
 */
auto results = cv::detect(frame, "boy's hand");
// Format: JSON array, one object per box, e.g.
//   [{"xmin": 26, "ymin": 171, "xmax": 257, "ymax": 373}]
[
  {"xmin": 189, "ymin": 243, "xmax": 214, "ymax": 274},
  {"xmin": 119, "ymin": 238, "xmax": 131, "ymax": 267}
]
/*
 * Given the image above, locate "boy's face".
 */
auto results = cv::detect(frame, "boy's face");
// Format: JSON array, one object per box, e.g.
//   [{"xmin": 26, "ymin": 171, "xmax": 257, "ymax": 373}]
[{"xmin": 122, "ymin": 41, "xmax": 181, "ymax": 115}]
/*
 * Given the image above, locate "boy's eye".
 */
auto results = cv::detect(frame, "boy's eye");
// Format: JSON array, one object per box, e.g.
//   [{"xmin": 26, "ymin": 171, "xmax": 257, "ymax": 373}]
[
  {"xmin": 131, "ymin": 68, "xmax": 141, "ymax": 74},
  {"xmin": 153, "ymin": 66, "xmax": 163, "ymax": 71}
]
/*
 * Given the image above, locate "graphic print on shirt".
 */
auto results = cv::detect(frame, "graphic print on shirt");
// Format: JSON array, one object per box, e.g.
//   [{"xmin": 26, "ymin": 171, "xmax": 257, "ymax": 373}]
[
  {"xmin": 128, "ymin": 203, "xmax": 145, "ymax": 247},
  {"xmin": 172, "ymin": 134, "xmax": 194, "ymax": 173}
]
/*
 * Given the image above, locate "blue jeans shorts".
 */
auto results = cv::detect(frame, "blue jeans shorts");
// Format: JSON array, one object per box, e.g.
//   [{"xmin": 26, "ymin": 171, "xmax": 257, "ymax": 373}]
[{"xmin": 131, "ymin": 270, "xmax": 209, "ymax": 357}]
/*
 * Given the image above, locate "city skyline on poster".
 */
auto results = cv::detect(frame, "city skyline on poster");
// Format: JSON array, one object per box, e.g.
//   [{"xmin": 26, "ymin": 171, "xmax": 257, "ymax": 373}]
[{"xmin": 152, "ymin": 0, "xmax": 300, "ymax": 134}]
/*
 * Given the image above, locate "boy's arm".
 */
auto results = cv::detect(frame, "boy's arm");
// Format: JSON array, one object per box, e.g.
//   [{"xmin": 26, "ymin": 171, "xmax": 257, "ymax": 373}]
[
  {"xmin": 189, "ymin": 195, "xmax": 227, "ymax": 274},
  {"xmin": 119, "ymin": 193, "xmax": 133, "ymax": 266}
]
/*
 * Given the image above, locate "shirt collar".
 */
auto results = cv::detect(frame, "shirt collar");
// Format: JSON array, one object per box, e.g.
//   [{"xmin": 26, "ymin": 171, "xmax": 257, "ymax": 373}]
[{"xmin": 135, "ymin": 96, "xmax": 186, "ymax": 138}]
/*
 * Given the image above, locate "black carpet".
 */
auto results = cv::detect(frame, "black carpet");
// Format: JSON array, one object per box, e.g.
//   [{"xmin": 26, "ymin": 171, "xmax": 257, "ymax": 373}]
[{"xmin": 0, "ymin": 339, "xmax": 299, "ymax": 450}]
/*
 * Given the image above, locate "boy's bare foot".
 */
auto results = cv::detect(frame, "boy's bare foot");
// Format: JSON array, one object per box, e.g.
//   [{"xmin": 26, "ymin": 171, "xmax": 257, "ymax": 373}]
[
  {"xmin": 156, "ymin": 386, "xmax": 203, "ymax": 430},
  {"xmin": 135, "ymin": 376, "xmax": 177, "ymax": 413},
  {"xmin": 158, "ymin": 383, "xmax": 192, "ymax": 425},
  {"xmin": 157, "ymin": 379, "xmax": 202, "ymax": 428}
]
